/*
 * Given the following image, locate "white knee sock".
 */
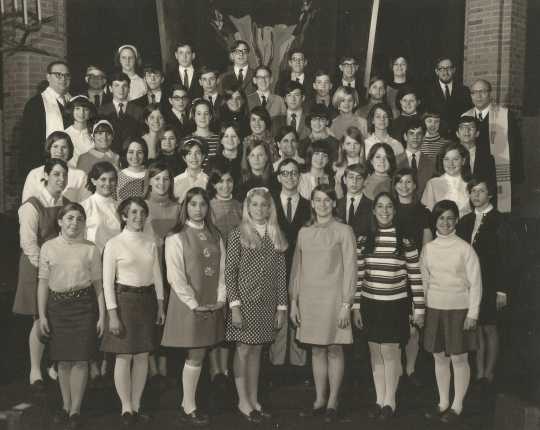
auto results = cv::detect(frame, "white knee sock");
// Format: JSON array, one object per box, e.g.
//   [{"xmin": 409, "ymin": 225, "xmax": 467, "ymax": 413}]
[
  {"xmin": 381, "ymin": 344, "xmax": 402, "ymax": 411},
  {"xmin": 434, "ymin": 353, "xmax": 451, "ymax": 410},
  {"xmin": 451, "ymin": 354, "xmax": 470, "ymax": 414},
  {"xmin": 369, "ymin": 343, "xmax": 385, "ymax": 406},
  {"xmin": 181, "ymin": 363, "xmax": 202, "ymax": 414}
]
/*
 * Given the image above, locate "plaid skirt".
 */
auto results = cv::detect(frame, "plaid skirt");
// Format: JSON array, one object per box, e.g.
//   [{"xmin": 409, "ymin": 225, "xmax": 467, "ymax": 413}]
[
  {"xmin": 101, "ymin": 284, "xmax": 158, "ymax": 354},
  {"xmin": 48, "ymin": 286, "xmax": 98, "ymax": 361}
]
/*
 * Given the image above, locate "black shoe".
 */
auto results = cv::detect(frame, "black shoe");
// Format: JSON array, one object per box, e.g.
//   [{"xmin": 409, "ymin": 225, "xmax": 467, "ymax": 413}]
[
  {"xmin": 367, "ymin": 403, "xmax": 382, "ymax": 419},
  {"xmin": 179, "ymin": 409, "xmax": 209, "ymax": 426},
  {"xmin": 299, "ymin": 406, "xmax": 326, "ymax": 417},
  {"xmin": 237, "ymin": 409, "xmax": 262, "ymax": 424},
  {"xmin": 440, "ymin": 408, "xmax": 461, "ymax": 424},
  {"xmin": 425, "ymin": 404, "xmax": 448, "ymax": 420},
  {"xmin": 121, "ymin": 412, "xmax": 135, "ymax": 427},
  {"xmin": 30, "ymin": 379, "xmax": 45, "ymax": 394},
  {"xmin": 324, "ymin": 408, "xmax": 338, "ymax": 423},
  {"xmin": 52, "ymin": 409, "xmax": 69, "ymax": 424},
  {"xmin": 133, "ymin": 410, "xmax": 152, "ymax": 423},
  {"xmin": 68, "ymin": 413, "xmax": 82, "ymax": 430},
  {"xmin": 406, "ymin": 372, "xmax": 423, "ymax": 388},
  {"xmin": 378, "ymin": 405, "xmax": 395, "ymax": 421},
  {"xmin": 255, "ymin": 408, "xmax": 272, "ymax": 420}
]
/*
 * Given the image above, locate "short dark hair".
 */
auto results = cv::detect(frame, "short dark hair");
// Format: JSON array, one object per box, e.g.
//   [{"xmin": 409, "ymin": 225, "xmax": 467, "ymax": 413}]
[
  {"xmin": 457, "ymin": 115, "xmax": 479, "ymax": 129},
  {"xmin": 276, "ymin": 157, "xmax": 301, "ymax": 175},
  {"xmin": 344, "ymin": 163, "xmax": 368, "ymax": 179},
  {"xmin": 249, "ymin": 106, "xmax": 272, "ymax": 130},
  {"xmin": 180, "ymin": 138, "xmax": 206, "ymax": 158},
  {"xmin": 108, "ymin": 71, "xmax": 131, "ymax": 85},
  {"xmin": 395, "ymin": 85, "xmax": 420, "ymax": 111},
  {"xmin": 121, "ymin": 137, "xmax": 149, "ymax": 168},
  {"xmin": 283, "ymin": 80, "xmax": 305, "ymax": 96},
  {"xmin": 288, "ymin": 49, "xmax": 306, "ymax": 60},
  {"xmin": 117, "ymin": 196, "xmax": 149, "ymax": 228},
  {"xmin": 467, "ymin": 176, "xmax": 496, "ymax": 197},
  {"xmin": 275, "ymin": 125, "xmax": 299, "ymax": 144},
  {"xmin": 175, "ymin": 40, "xmax": 195, "ymax": 52},
  {"xmin": 86, "ymin": 161, "xmax": 118, "ymax": 193},
  {"xmin": 44, "ymin": 158, "xmax": 68, "ymax": 175},
  {"xmin": 168, "ymin": 83, "xmax": 189, "ymax": 98},
  {"xmin": 57, "ymin": 202, "xmax": 86, "ymax": 221},
  {"xmin": 45, "ymin": 131, "xmax": 74, "ymax": 160},
  {"xmin": 254, "ymin": 65, "xmax": 272, "ymax": 76},
  {"xmin": 403, "ymin": 118, "xmax": 426, "ymax": 137},
  {"xmin": 199, "ymin": 65, "xmax": 219, "ymax": 78},
  {"xmin": 47, "ymin": 60, "xmax": 69, "ymax": 74},
  {"xmin": 231, "ymin": 40, "xmax": 249, "ymax": 52}
]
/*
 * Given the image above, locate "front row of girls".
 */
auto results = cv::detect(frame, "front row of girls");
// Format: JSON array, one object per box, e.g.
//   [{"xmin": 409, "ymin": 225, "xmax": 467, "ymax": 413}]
[{"xmin": 29, "ymin": 160, "xmax": 504, "ymax": 426}]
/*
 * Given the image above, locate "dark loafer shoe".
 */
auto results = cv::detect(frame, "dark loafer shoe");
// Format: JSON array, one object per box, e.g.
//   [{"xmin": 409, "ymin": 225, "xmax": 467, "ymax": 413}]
[
  {"xmin": 299, "ymin": 406, "xmax": 326, "ymax": 417},
  {"xmin": 425, "ymin": 405, "xmax": 448, "ymax": 420},
  {"xmin": 134, "ymin": 410, "xmax": 152, "ymax": 422},
  {"xmin": 440, "ymin": 408, "xmax": 461, "ymax": 424},
  {"xmin": 237, "ymin": 409, "xmax": 262, "ymax": 424},
  {"xmin": 179, "ymin": 409, "xmax": 210, "ymax": 426},
  {"xmin": 324, "ymin": 408, "xmax": 338, "ymax": 423},
  {"xmin": 68, "ymin": 413, "xmax": 82, "ymax": 430},
  {"xmin": 256, "ymin": 408, "xmax": 272, "ymax": 420},
  {"xmin": 378, "ymin": 405, "xmax": 395, "ymax": 421},
  {"xmin": 367, "ymin": 404, "xmax": 382, "ymax": 419},
  {"xmin": 121, "ymin": 412, "xmax": 134, "ymax": 427},
  {"xmin": 52, "ymin": 409, "xmax": 69, "ymax": 424}
]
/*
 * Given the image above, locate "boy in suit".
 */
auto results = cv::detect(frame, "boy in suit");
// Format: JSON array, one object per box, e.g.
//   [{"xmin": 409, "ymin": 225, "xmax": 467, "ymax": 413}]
[
  {"xmin": 83, "ymin": 65, "xmax": 111, "ymax": 109},
  {"xmin": 133, "ymin": 64, "xmax": 168, "ymax": 112},
  {"xmin": 272, "ymin": 81, "xmax": 309, "ymax": 140},
  {"xmin": 218, "ymin": 40, "xmax": 255, "ymax": 95},
  {"xmin": 247, "ymin": 65, "xmax": 286, "ymax": 118},
  {"xmin": 166, "ymin": 41, "xmax": 202, "ymax": 99},
  {"xmin": 98, "ymin": 71, "xmax": 143, "ymax": 153},
  {"xmin": 165, "ymin": 84, "xmax": 192, "ymax": 139},
  {"xmin": 275, "ymin": 50, "xmax": 313, "ymax": 98}
]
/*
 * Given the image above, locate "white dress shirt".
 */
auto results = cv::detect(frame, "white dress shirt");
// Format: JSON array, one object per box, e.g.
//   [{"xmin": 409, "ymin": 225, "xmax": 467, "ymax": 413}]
[
  {"xmin": 280, "ymin": 192, "xmax": 300, "ymax": 220},
  {"xmin": 42, "ymin": 87, "xmax": 68, "ymax": 139}
]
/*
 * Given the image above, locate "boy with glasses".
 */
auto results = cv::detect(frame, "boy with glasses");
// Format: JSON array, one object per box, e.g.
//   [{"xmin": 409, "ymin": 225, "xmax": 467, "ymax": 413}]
[
  {"xmin": 276, "ymin": 50, "xmax": 313, "ymax": 98},
  {"xmin": 165, "ymin": 84, "xmax": 192, "ymax": 139},
  {"xmin": 334, "ymin": 56, "xmax": 364, "ymax": 101},
  {"xmin": 247, "ymin": 65, "xmax": 286, "ymax": 118},
  {"xmin": 134, "ymin": 64, "xmax": 167, "ymax": 111},
  {"xmin": 218, "ymin": 40, "xmax": 255, "ymax": 94},
  {"xmin": 83, "ymin": 65, "xmax": 111, "ymax": 109}
]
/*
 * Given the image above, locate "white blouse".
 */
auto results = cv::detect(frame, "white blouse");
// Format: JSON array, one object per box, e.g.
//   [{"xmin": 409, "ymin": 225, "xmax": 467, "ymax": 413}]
[{"xmin": 81, "ymin": 193, "xmax": 121, "ymax": 253}]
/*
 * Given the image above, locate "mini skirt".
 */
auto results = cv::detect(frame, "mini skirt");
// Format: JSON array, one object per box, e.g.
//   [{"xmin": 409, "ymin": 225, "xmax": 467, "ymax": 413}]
[
  {"xmin": 361, "ymin": 297, "xmax": 410, "ymax": 345},
  {"xmin": 423, "ymin": 307, "xmax": 477, "ymax": 355},
  {"xmin": 101, "ymin": 284, "xmax": 158, "ymax": 354},
  {"xmin": 47, "ymin": 286, "xmax": 99, "ymax": 361}
]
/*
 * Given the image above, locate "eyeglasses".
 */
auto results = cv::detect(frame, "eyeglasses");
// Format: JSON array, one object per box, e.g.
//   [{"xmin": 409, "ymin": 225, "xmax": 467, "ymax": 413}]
[
  {"xmin": 49, "ymin": 72, "xmax": 71, "ymax": 79},
  {"xmin": 470, "ymin": 90, "xmax": 489, "ymax": 95},
  {"xmin": 86, "ymin": 74, "xmax": 105, "ymax": 80},
  {"xmin": 437, "ymin": 66, "xmax": 454, "ymax": 72},
  {"xmin": 290, "ymin": 57, "xmax": 305, "ymax": 63},
  {"xmin": 145, "ymin": 72, "xmax": 162, "ymax": 78},
  {"xmin": 341, "ymin": 62, "xmax": 357, "ymax": 67},
  {"xmin": 279, "ymin": 170, "xmax": 299, "ymax": 178},
  {"xmin": 255, "ymin": 75, "xmax": 270, "ymax": 80},
  {"xmin": 170, "ymin": 95, "xmax": 189, "ymax": 101},
  {"xmin": 234, "ymin": 49, "xmax": 249, "ymax": 55}
]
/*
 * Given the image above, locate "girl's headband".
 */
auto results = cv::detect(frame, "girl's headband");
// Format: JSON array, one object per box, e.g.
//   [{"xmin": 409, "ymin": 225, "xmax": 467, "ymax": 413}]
[{"xmin": 118, "ymin": 44, "xmax": 139, "ymax": 58}]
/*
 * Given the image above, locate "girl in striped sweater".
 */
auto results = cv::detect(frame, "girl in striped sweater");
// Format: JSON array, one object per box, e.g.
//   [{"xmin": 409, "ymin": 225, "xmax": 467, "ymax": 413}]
[{"xmin": 353, "ymin": 191, "xmax": 424, "ymax": 420}]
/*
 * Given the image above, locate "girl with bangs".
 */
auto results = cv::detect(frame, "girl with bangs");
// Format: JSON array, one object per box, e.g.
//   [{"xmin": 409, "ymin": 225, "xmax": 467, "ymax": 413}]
[{"xmin": 225, "ymin": 187, "xmax": 288, "ymax": 423}]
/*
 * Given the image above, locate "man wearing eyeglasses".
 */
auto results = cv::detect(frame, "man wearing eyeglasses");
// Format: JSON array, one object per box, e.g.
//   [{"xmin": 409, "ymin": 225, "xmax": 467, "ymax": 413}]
[
  {"xmin": 334, "ymin": 56, "xmax": 365, "ymax": 101},
  {"xmin": 276, "ymin": 50, "xmax": 313, "ymax": 98},
  {"xmin": 460, "ymin": 80, "xmax": 523, "ymax": 213},
  {"xmin": 133, "ymin": 64, "xmax": 168, "ymax": 112},
  {"xmin": 21, "ymin": 60, "xmax": 72, "ymax": 174},
  {"xmin": 270, "ymin": 158, "xmax": 310, "ymax": 371},
  {"xmin": 247, "ymin": 65, "xmax": 286, "ymax": 118},
  {"xmin": 423, "ymin": 57, "xmax": 472, "ymax": 138},
  {"xmin": 218, "ymin": 40, "xmax": 255, "ymax": 95},
  {"xmin": 165, "ymin": 84, "xmax": 192, "ymax": 140},
  {"xmin": 166, "ymin": 41, "xmax": 203, "ymax": 99}
]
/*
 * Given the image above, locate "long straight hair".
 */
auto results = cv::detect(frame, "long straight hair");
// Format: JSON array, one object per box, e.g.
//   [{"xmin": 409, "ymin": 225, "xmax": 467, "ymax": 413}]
[{"xmin": 239, "ymin": 187, "xmax": 288, "ymax": 252}]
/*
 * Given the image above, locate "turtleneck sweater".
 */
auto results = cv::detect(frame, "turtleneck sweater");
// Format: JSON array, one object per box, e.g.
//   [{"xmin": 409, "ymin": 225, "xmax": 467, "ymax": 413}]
[{"xmin": 420, "ymin": 231, "xmax": 482, "ymax": 319}]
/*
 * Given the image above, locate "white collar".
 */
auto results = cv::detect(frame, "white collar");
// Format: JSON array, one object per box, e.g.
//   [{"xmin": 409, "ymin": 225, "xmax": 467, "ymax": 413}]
[
  {"xmin": 346, "ymin": 193, "xmax": 362, "ymax": 202},
  {"xmin": 475, "ymin": 203, "xmax": 493, "ymax": 216},
  {"xmin": 186, "ymin": 219, "xmax": 205, "ymax": 230},
  {"xmin": 476, "ymin": 104, "xmax": 491, "ymax": 119},
  {"xmin": 179, "ymin": 65, "xmax": 194, "ymax": 72}
]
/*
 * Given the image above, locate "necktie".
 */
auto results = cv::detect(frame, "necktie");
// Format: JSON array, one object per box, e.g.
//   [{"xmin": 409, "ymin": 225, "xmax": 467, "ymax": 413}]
[
  {"xmin": 347, "ymin": 82, "xmax": 352, "ymax": 88},
  {"xmin": 411, "ymin": 153, "xmax": 418, "ymax": 172},
  {"xmin": 286, "ymin": 197, "xmax": 292, "ymax": 222},
  {"xmin": 118, "ymin": 102, "xmax": 124, "ymax": 118},
  {"xmin": 93, "ymin": 94, "xmax": 100, "ymax": 108},
  {"xmin": 348, "ymin": 197, "xmax": 355, "ymax": 225},
  {"xmin": 151, "ymin": 93, "xmax": 156, "ymax": 104},
  {"xmin": 444, "ymin": 84, "xmax": 450, "ymax": 100},
  {"xmin": 296, "ymin": 77, "xmax": 301, "ymax": 83},
  {"xmin": 183, "ymin": 69, "xmax": 189, "ymax": 88},
  {"xmin": 478, "ymin": 112, "xmax": 483, "ymax": 121},
  {"xmin": 181, "ymin": 112, "xmax": 187, "ymax": 124},
  {"xmin": 261, "ymin": 95, "xmax": 267, "ymax": 107},
  {"xmin": 290, "ymin": 113, "xmax": 297, "ymax": 130},
  {"xmin": 237, "ymin": 68, "xmax": 244, "ymax": 84},
  {"xmin": 207, "ymin": 95, "xmax": 213, "ymax": 106}
]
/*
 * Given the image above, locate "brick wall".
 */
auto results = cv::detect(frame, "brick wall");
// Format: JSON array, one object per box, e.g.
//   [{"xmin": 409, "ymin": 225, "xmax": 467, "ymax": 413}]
[
  {"xmin": 463, "ymin": 0, "xmax": 527, "ymax": 111},
  {"xmin": 1, "ymin": 0, "xmax": 67, "ymax": 213}
]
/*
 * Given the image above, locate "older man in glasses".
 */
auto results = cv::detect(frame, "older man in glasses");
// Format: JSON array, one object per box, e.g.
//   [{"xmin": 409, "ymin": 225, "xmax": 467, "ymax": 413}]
[
  {"xmin": 423, "ymin": 57, "xmax": 472, "ymax": 138},
  {"xmin": 21, "ymin": 60, "xmax": 72, "ymax": 175}
]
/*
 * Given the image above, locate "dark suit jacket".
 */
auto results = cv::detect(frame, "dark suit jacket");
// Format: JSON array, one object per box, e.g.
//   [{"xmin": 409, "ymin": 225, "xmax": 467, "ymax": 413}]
[
  {"xmin": 272, "ymin": 111, "xmax": 310, "ymax": 140},
  {"xmin": 423, "ymin": 80, "xmax": 472, "ymax": 137},
  {"xmin": 165, "ymin": 66, "xmax": 202, "ymax": 99},
  {"xmin": 273, "ymin": 194, "xmax": 311, "ymax": 275},
  {"xmin": 163, "ymin": 110, "xmax": 192, "ymax": 139},
  {"xmin": 335, "ymin": 194, "xmax": 372, "ymax": 238},
  {"xmin": 396, "ymin": 152, "xmax": 436, "ymax": 199},
  {"xmin": 98, "ymin": 101, "xmax": 144, "ymax": 153},
  {"xmin": 132, "ymin": 92, "xmax": 170, "ymax": 113},
  {"xmin": 21, "ymin": 93, "xmax": 69, "ymax": 175},
  {"xmin": 275, "ymin": 71, "xmax": 314, "ymax": 98},
  {"xmin": 218, "ymin": 67, "xmax": 256, "ymax": 95},
  {"xmin": 82, "ymin": 91, "xmax": 112, "ymax": 109}
]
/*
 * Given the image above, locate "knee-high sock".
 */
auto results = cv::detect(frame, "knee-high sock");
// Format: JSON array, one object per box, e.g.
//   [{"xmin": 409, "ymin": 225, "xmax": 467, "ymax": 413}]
[
  {"xmin": 131, "ymin": 353, "xmax": 148, "ymax": 412},
  {"xmin": 451, "ymin": 353, "xmax": 470, "ymax": 414},
  {"xmin": 58, "ymin": 362, "xmax": 72, "ymax": 412},
  {"xmin": 381, "ymin": 344, "xmax": 402, "ymax": 411},
  {"xmin": 368, "ymin": 342, "xmax": 385, "ymax": 406},
  {"xmin": 182, "ymin": 362, "xmax": 202, "ymax": 414},
  {"xmin": 433, "ymin": 352, "xmax": 451, "ymax": 410},
  {"xmin": 70, "ymin": 361, "xmax": 88, "ymax": 415},
  {"xmin": 114, "ymin": 355, "xmax": 133, "ymax": 414}
]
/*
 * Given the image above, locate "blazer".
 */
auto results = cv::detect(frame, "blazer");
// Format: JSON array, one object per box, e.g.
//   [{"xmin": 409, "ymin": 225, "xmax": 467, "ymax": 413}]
[
  {"xmin": 81, "ymin": 91, "xmax": 112, "ymax": 109},
  {"xmin": 273, "ymin": 194, "xmax": 311, "ymax": 273},
  {"xmin": 272, "ymin": 111, "xmax": 310, "ymax": 140},
  {"xmin": 246, "ymin": 92, "xmax": 287, "ymax": 118},
  {"xmin": 98, "ymin": 101, "xmax": 144, "ymax": 153},
  {"xmin": 335, "ymin": 194, "xmax": 373, "ymax": 238},
  {"xmin": 132, "ymin": 92, "xmax": 170, "ymax": 113},
  {"xmin": 275, "ymin": 71, "xmax": 314, "ymax": 98},
  {"xmin": 396, "ymin": 152, "xmax": 436, "ymax": 199},
  {"xmin": 21, "ymin": 92, "xmax": 69, "ymax": 175},
  {"xmin": 163, "ymin": 109, "xmax": 193, "ymax": 139},
  {"xmin": 218, "ymin": 67, "xmax": 256, "ymax": 95},
  {"xmin": 165, "ymin": 66, "xmax": 202, "ymax": 99},
  {"xmin": 423, "ymin": 80, "xmax": 473, "ymax": 137}
]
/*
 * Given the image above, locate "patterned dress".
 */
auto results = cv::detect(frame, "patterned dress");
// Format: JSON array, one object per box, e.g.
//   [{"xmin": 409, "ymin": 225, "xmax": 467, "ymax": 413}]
[
  {"xmin": 117, "ymin": 169, "xmax": 146, "ymax": 202},
  {"xmin": 225, "ymin": 227, "xmax": 287, "ymax": 344}
]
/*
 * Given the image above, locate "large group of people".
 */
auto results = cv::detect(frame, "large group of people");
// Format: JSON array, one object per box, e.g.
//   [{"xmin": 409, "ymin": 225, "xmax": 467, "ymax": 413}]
[{"xmin": 13, "ymin": 39, "xmax": 523, "ymax": 429}]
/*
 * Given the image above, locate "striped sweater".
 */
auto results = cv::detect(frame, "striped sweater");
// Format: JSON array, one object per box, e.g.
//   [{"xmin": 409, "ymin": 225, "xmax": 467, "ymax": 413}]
[
  {"xmin": 354, "ymin": 227, "xmax": 425, "ymax": 316},
  {"xmin": 421, "ymin": 133, "xmax": 453, "ymax": 159}
]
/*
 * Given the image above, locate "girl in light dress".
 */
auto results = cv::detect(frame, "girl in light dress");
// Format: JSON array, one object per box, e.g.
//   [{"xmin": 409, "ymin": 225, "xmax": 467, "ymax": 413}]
[{"xmin": 333, "ymin": 126, "xmax": 365, "ymax": 199}]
